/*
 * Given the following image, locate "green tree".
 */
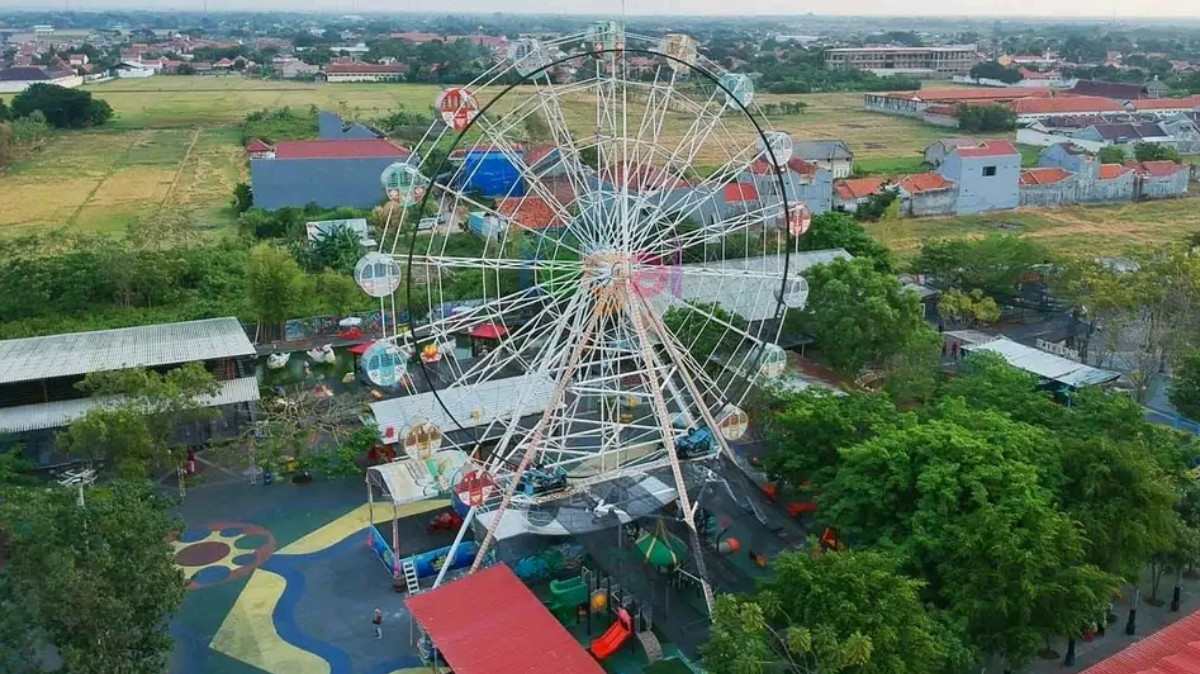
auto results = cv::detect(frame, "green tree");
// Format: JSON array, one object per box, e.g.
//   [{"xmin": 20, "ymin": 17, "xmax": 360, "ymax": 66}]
[
  {"xmin": 1133, "ymin": 142, "xmax": 1182, "ymax": 163},
  {"xmin": 247, "ymin": 243, "xmax": 312, "ymax": 339},
  {"xmin": 936, "ymin": 351, "xmax": 1063, "ymax": 429},
  {"xmin": 57, "ymin": 363, "xmax": 221, "ymax": 478},
  {"xmin": 1098, "ymin": 145, "xmax": 1127, "ymax": 164},
  {"xmin": 800, "ymin": 212, "xmax": 893, "ymax": 271},
  {"xmin": 231, "ymin": 182, "xmax": 253, "ymax": 214},
  {"xmin": 317, "ymin": 267, "xmax": 362, "ymax": 316},
  {"xmin": 11, "ymin": 83, "xmax": 113, "ymax": 129},
  {"xmin": 662, "ymin": 301, "xmax": 748, "ymax": 366},
  {"xmin": 939, "ymin": 288, "xmax": 1000, "ymax": 328},
  {"xmin": 705, "ymin": 548, "xmax": 972, "ymax": 674},
  {"xmin": 0, "ymin": 480, "xmax": 185, "ymax": 674},
  {"xmin": 0, "ymin": 98, "xmax": 9, "ymax": 122},
  {"xmin": 1171, "ymin": 347, "xmax": 1200, "ymax": 421},
  {"xmin": 302, "ymin": 224, "xmax": 364, "ymax": 274},
  {"xmin": 760, "ymin": 389, "xmax": 904, "ymax": 488},
  {"xmin": 969, "ymin": 60, "xmax": 1023, "ymax": 83},
  {"xmin": 914, "ymin": 233, "xmax": 1049, "ymax": 297},
  {"xmin": 956, "ymin": 103, "xmax": 1017, "ymax": 132},
  {"xmin": 800, "ymin": 257, "xmax": 935, "ymax": 376}
]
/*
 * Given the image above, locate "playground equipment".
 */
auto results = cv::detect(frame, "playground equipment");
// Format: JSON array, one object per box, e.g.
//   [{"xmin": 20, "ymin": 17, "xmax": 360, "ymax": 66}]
[
  {"xmin": 427, "ymin": 511, "xmax": 463, "ymax": 535},
  {"xmin": 636, "ymin": 520, "xmax": 689, "ymax": 571},
  {"xmin": 306, "ymin": 344, "xmax": 337, "ymax": 364},
  {"xmin": 590, "ymin": 607, "xmax": 633, "ymax": 659},
  {"xmin": 548, "ymin": 575, "xmax": 589, "ymax": 617}
]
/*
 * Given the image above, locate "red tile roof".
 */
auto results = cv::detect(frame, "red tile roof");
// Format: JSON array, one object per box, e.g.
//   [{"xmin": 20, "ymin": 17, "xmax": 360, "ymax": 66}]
[
  {"xmin": 1099, "ymin": 163, "xmax": 1133, "ymax": 180},
  {"xmin": 834, "ymin": 177, "xmax": 885, "ymax": 201},
  {"xmin": 524, "ymin": 144, "xmax": 558, "ymax": 167},
  {"xmin": 897, "ymin": 172, "xmax": 954, "ymax": 194},
  {"xmin": 1020, "ymin": 167, "xmax": 1071, "ymax": 185},
  {"xmin": 496, "ymin": 196, "xmax": 567, "ymax": 229},
  {"xmin": 1080, "ymin": 608, "xmax": 1200, "ymax": 674},
  {"xmin": 324, "ymin": 62, "xmax": 409, "ymax": 74},
  {"xmin": 272, "ymin": 139, "xmax": 410, "ymax": 159},
  {"xmin": 406, "ymin": 564, "xmax": 605, "ymax": 674},
  {"xmin": 723, "ymin": 182, "xmax": 759, "ymax": 202},
  {"xmin": 245, "ymin": 139, "xmax": 272, "ymax": 153},
  {"xmin": 1126, "ymin": 160, "xmax": 1188, "ymax": 177},
  {"xmin": 1132, "ymin": 95, "xmax": 1200, "ymax": 110},
  {"xmin": 748, "ymin": 157, "xmax": 820, "ymax": 176},
  {"xmin": 955, "ymin": 139, "xmax": 1019, "ymax": 158},
  {"xmin": 1011, "ymin": 96, "xmax": 1126, "ymax": 115},
  {"xmin": 886, "ymin": 87, "xmax": 1052, "ymax": 103}
]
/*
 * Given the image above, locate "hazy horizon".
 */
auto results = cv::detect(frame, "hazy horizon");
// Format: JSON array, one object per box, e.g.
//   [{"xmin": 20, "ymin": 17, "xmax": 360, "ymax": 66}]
[{"xmin": 1, "ymin": 0, "xmax": 1200, "ymax": 21}]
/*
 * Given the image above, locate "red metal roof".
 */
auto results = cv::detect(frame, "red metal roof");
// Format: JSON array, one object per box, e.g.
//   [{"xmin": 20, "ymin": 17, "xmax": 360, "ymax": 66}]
[
  {"xmin": 1080, "ymin": 609, "xmax": 1200, "ymax": 674},
  {"xmin": 273, "ymin": 139, "xmax": 410, "ymax": 160},
  {"xmin": 245, "ymin": 139, "xmax": 272, "ymax": 153},
  {"xmin": 955, "ymin": 139, "xmax": 1019, "ymax": 158},
  {"xmin": 1020, "ymin": 167, "xmax": 1072, "ymax": 185},
  {"xmin": 884, "ymin": 87, "xmax": 1052, "ymax": 103},
  {"xmin": 723, "ymin": 182, "xmax": 759, "ymax": 202},
  {"xmin": 407, "ymin": 564, "xmax": 605, "ymax": 674},
  {"xmin": 1134, "ymin": 95, "xmax": 1200, "ymax": 110},
  {"xmin": 468, "ymin": 323, "xmax": 508, "ymax": 339}
]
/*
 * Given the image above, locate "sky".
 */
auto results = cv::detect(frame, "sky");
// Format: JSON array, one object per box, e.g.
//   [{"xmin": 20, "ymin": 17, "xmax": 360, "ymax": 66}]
[{"xmin": 4, "ymin": 0, "xmax": 1200, "ymax": 18}]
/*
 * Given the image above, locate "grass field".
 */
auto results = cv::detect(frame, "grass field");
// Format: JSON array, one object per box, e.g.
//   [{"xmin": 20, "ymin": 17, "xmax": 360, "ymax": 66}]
[{"xmin": 873, "ymin": 188, "xmax": 1200, "ymax": 259}]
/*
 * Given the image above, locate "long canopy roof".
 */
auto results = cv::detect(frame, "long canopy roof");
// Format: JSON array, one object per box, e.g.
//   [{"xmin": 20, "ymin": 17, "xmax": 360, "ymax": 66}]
[{"xmin": 0, "ymin": 317, "xmax": 254, "ymax": 385}]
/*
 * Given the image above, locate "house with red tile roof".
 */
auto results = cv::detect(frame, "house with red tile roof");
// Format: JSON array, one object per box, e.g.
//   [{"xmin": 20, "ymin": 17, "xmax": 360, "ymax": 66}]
[
  {"xmin": 865, "ymin": 87, "xmax": 1052, "ymax": 118},
  {"xmin": 742, "ymin": 157, "xmax": 833, "ymax": 214},
  {"xmin": 896, "ymin": 172, "xmax": 956, "ymax": 216},
  {"xmin": 249, "ymin": 138, "xmax": 413, "ymax": 210},
  {"xmin": 1019, "ymin": 167, "xmax": 1077, "ymax": 206},
  {"xmin": 495, "ymin": 196, "xmax": 567, "ymax": 230},
  {"xmin": 1036, "ymin": 144, "xmax": 1137, "ymax": 203},
  {"xmin": 1126, "ymin": 160, "xmax": 1190, "ymax": 198},
  {"xmin": 832, "ymin": 177, "xmax": 886, "ymax": 212}
]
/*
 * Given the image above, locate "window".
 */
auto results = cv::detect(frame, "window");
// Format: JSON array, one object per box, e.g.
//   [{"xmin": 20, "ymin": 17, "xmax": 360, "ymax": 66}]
[{"xmin": 982, "ymin": 166, "xmax": 997, "ymax": 177}]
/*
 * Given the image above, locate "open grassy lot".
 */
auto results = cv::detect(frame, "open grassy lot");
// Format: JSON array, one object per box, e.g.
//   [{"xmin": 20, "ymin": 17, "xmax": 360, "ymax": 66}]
[
  {"xmin": 0, "ymin": 125, "xmax": 244, "ymax": 236},
  {"xmin": 873, "ymin": 190, "xmax": 1200, "ymax": 260}
]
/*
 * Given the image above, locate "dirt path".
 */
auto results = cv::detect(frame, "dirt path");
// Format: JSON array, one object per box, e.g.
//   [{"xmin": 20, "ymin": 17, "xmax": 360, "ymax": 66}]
[{"xmin": 160, "ymin": 126, "xmax": 203, "ymax": 211}]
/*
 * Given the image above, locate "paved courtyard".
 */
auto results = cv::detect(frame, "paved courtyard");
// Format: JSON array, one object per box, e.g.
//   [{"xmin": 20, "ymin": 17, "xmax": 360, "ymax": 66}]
[{"xmin": 168, "ymin": 476, "xmax": 450, "ymax": 674}]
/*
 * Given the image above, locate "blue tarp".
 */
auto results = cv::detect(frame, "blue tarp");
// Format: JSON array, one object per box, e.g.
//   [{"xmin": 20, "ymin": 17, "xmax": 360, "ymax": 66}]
[{"xmin": 456, "ymin": 150, "xmax": 525, "ymax": 198}]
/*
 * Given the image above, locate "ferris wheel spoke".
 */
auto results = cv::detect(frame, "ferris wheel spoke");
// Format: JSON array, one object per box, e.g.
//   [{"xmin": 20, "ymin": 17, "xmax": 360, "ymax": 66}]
[
  {"xmin": 427, "ymin": 182, "xmax": 587, "ymax": 260},
  {"xmin": 410, "ymin": 254, "xmax": 584, "ymax": 274},
  {"xmin": 466, "ymin": 115, "xmax": 578, "ymax": 225}
]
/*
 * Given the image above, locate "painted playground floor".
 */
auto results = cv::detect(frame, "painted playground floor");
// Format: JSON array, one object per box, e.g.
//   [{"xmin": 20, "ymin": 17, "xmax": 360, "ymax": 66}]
[{"xmin": 169, "ymin": 477, "xmax": 450, "ymax": 674}]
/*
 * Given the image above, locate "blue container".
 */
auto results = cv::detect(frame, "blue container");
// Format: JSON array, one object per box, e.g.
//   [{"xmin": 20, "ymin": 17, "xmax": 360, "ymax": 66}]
[{"xmin": 409, "ymin": 541, "xmax": 479, "ymax": 578}]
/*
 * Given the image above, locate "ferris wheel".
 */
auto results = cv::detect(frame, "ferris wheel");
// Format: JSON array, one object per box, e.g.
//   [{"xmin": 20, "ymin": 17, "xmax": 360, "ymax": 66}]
[{"xmin": 363, "ymin": 25, "xmax": 807, "ymax": 613}]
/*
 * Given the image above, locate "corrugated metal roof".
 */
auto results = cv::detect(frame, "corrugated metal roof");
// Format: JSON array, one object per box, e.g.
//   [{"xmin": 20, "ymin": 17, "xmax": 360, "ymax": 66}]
[
  {"xmin": 0, "ymin": 318, "xmax": 255, "ymax": 386},
  {"xmin": 966, "ymin": 336, "xmax": 1119, "ymax": 388},
  {"xmin": 406, "ymin": 564, "xmax": 606, "ymax": 674},
  {"xmin": 1080, "ymin": 608, "xmax": 1200, "ymax": 674},
  {"xmin": 369, "ymin": 373, "xmax": 557, "ymax": 444},
  {"xmin": 657, "ymin": 249, "xmax": 853, "ymax": 322},
  {"xmin": 0, "ymin": 377, "xmax": 260, "ymax": 433}
]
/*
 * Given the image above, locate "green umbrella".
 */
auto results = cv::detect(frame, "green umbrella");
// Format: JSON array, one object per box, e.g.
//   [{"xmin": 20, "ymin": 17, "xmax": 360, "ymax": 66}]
[{"xmin": 635, "ymin": 520, "xmax": 689, "ymax": 570}]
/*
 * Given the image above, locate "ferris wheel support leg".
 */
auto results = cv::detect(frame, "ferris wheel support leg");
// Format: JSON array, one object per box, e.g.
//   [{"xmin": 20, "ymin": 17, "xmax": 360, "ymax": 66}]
[
  {"xmin": 628, "ymin": 303, "xmax": 716, "ymax": 617},
  {"xmin": 433, "ymin": 505, "xmax": 477, "ymax": 589},
  {"xmin": 468, "ymin": 308, "xmax": 603, "ymax": 575}
]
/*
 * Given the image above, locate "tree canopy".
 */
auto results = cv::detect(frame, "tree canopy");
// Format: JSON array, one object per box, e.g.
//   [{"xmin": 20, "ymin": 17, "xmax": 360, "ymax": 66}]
[
  {"xmin": 800, "ymin": 212, "xmax": 893, "ymax": 272},
  {"xmin": 913, "ymin": 233, "xmax": 1049, "ymax": 298},
  {"xmin": 11, "ymin": 83, "xmax": 113, "ymax": 129}
]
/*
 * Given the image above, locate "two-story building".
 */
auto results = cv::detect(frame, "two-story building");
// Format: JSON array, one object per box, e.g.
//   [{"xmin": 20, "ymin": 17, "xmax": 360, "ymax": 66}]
[
  {"xmin": 935, "ymin": 139, "xmax": 1021, "ymax": 214},
  {"xmin": 248, "ymin": 138, "xmax": 413, "ymax": 210},
  {"xmin": 742, "ymin": 157, "xmax": 833, "ymax": 216},
  {"xmin": 793, "ymin": 140, "xmax": 854, "ymax": 178}
]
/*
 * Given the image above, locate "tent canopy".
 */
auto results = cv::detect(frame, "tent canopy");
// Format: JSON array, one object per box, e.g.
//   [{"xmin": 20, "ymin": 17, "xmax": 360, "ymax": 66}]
[{"xmin": 367, "ymin": 450, "xmax": 470, "ymax": 505}]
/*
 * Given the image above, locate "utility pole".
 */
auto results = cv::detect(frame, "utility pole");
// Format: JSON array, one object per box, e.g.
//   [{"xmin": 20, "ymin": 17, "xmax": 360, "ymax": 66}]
[{"xmin": 58, "ymin": 466, "xmax": 96, "ymax": 508}]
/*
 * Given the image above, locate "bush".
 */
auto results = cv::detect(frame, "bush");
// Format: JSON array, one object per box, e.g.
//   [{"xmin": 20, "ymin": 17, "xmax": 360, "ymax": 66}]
[
  {"xmin": 957, "ymin": 103, "xmax": 1016, "ymax": 133},
  {"xmin": 11, "ymin": 84, "xmax": 113, "ymax": 129}
]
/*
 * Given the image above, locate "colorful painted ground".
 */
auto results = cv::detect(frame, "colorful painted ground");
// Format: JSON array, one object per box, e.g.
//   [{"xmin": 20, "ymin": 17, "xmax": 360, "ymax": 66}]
[{"xmin": 169, "ymin": 477, "xmax": 448, "ymax": 674}]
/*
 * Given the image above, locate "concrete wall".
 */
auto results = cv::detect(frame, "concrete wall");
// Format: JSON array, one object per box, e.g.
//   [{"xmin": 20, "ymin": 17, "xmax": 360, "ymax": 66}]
[
  {"xmin": 1019, "ymin": 128, "xmax": 1107, "ymax": 152},
  {"xmin": 902, "ymin": 189, "xmax": 957, "ymax": 217},
  {"xmin": 1019, "ymin": 175, "xmax": 1079, "ymax": 207},
  {"xmin": 939, "ymin": 152, "xmax": 1020, "ymax": 214},
  {"xmin": 250, "ymin": 157, "xmax": 395, "ymax": 210},
  {"xmin": 1079, "ymin": 174, "xmax": 1135, "ymax": 203},
  {"xmin": 0, "ymin": 74, "xmax": 83, "ymax": 93},
  {"xmin": 1138, "ymin": 172, "xmax": 1190, "ymax": 199}
]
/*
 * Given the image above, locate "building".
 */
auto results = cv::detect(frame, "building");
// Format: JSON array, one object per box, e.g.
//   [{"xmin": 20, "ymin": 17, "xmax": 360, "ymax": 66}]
[
  {"xmin": 824, "ymin": 45, "xmax": 978, "ymax": 78},
  {"xmin": 1070, "ymin": 79, "xmax": 1152, "ymax": 100},
  {"xmin": 896, "ymin": 172, "xmax": 956, "ymax": 216},
  {"xmin": 865, "ymin": 87, "xmax": 1051, "ymax": 118},
  {"xmin": 306, "ymin": 218, "xmax": 375, "ymax": 247},
  {"xmin": 249, "ymin": 139, "xmax": 412, "ymax": 210},
  {"xmin": 793, "ymin": 140, "xmax": 854, "ymax": 178},
  {"xmin": 317, "ymin": 111, "xmax": 381, "ymax": 140},
  {"xmin": 114, "ymin": 60, "xmax": 156, "ymax": 78},
  {"xmin": 1127, "ymin": 160, "xmax": 1190, "ymax": 199},
  {"xmin": 1011, "ymin": 96, "xmax": 1127, "ymax": 123},
  {"xmin": 1018, "ymin": 166, "xmax": 1077, "ymax": 206},
  {"xmin": 1038, "ymin": 144, "xmax": 1136, "ymax": 203},
  {"xmin": 935, "ymin": 139, "xmax": 1021, "ymax": 214},
  {"xmin": 923, "ymin": 137, "xmax": 980, "ymax": 166},
  {"xmin": 390, "ymin": 31, "xmax": 442, "ymax": 43},
  {"xmin": 1162, "ymin": 114, "xmax": 1200, "ymax": 154},
  {"xmin": 320, "ymin": 61, "xmax": 409, "ymax": 83},
  {"xmin": 1133, "ymin": 95, "xmax": 1200, "ymax": 116},
  {"xmin": 274, "ymin": 55, "xmax": 319, "ymax": 79},
  {"xmin": 948, "ymin": 333, "xmax": 1119, "ymax": 390},
  {"xmin": 1071, "ymin": 122, "xmax": 1174, "ymax": 150},
  {"xmin": 0, "ymin": 318, "xmax": 258, "ymax": 467},
  {"xmin": 832, "ymin": 177, "xmax": 886, "ymax": 213},
  {"xmin": 0, "ymin": 64, "xmax": 82, "ymax": 92},
  {"xmin": 743, "ymin": 158, "xmax": 833, "ymax": 215}
]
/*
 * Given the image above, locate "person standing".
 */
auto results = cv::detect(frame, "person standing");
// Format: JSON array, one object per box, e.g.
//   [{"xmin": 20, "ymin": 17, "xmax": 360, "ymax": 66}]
[{"xmin": 372, "ymin": 608, "xmax": 383, "ymax": 639}]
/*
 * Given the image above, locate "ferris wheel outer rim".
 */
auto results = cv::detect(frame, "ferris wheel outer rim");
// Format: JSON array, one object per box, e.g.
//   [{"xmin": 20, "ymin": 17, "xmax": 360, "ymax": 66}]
[{"xmin": 401, "ymin": 41, "xmax": 796, "ymax": 446}]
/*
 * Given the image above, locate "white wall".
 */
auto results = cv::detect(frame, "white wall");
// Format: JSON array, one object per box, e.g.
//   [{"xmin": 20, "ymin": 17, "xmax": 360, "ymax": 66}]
[
  {"xmin": 1016, "ymin": 128, "xmax": 1106, "ymax": 152},
  {"xmin": 116, "ymin": 68, "xmax": 154, "ymax": 79},
  {"xmin": 0, "ymin": 74, "xmax": 83, "ymax": 93}
]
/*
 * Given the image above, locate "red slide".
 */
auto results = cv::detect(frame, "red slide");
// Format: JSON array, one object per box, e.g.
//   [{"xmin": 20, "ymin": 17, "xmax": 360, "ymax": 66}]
[{"xmin": 589, "ymin": 608, "xmax": 633, "ymax": 659}]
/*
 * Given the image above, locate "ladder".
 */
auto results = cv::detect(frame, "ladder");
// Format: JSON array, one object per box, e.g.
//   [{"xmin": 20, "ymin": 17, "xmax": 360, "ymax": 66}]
[{"xmin": 401, "ymin": 559, "xmax": 420, "ymax": 595}]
